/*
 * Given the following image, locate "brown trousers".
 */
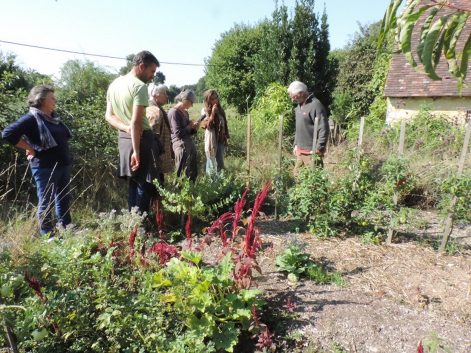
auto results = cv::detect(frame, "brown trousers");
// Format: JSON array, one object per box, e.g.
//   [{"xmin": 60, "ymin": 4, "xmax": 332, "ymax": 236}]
[{"xmin": 294, "ymin": 154, "xmax": 324, "ymax": 176}]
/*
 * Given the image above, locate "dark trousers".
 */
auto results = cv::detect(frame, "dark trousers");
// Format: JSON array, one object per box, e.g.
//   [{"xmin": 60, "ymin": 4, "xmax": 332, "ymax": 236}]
[
  {"xmin": 173, "ymin": 139, "xmax": 197, "ymax": 182},
  {"xmin": 128, "ymin": 178, "xmax": 158, "ymax": 214},
  {"xmin": 31, "ymin": 165, "xmax": 72, "ymax": 235}
]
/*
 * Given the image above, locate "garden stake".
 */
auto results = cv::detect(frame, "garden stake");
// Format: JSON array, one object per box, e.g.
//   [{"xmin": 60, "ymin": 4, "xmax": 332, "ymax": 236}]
[
  {"xmin": 246, "ymin": 113, "xmax": 252, "ymax": 181},
  {"xmin": 358, "ymin": 116, "xmax": 365, "ymax": 148},
  {"xmin": 275, "ymin": 114, "xmax": 284, "ymax": 220},
  {"xmin": 439, "ymin": 120, "xmax": 471, "ymax": 252},
  {"xmin": 398, "ymin": 118, "xmax": 406, "ymax": 156},
  {"xmin": 311, "ymin": 116, "xmax": 319, "ymax": 169},
  {"xmin": 387, "ymin": 119, "xmax": 407, "ymax": 245}
]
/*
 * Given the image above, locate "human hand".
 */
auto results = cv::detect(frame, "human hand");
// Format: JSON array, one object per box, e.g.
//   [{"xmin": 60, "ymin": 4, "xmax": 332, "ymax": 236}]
[
  {"xmin": 315, "ymin": 149, "xmax": 324, "ymax": 157},
  {"xmin": 26, "ymin": 149, "xmax": 35, "ymax": 161},
  {"xmin": 130, "ymin": 152, "xmax": 140, "ymax": 172}
]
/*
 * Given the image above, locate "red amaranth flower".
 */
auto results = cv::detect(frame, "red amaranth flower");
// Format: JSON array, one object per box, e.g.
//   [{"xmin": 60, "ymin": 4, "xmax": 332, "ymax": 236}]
[
  {"xmin": 255, "ymin": 327, "xmax": 273, "ymax": 350},
  {"xmin": 283, "ymin": 296, "xmax": 296, "ymax": 313},
  {"xmin": 207, "ymin": 212, "xmax": 233, "ymax": 236},
  {"xmin": 128, "ymin": 226, "xmax": 138, "ymax": 260},
  {"xmin": 24, "ymin": 272, "xmax": 45, "ymax": 302},
  {"xmin": 417, "ymin": 341, "xmax": 424, "ymax": 353},
  {"xmin": 154, "ymin": 200, "xmax": 166, "ymax": 240},
  {"xmin": 147, "ymin": 242, "xmax": 179, "ymax": 265},
  {"xmin": 245, "ymin": 182, "xmax": 271, "ymax": 258},
  {"xmin": 251, "ymin": 305, "xmax": 261, "ymax": 328},
  {"xmin": 232, "ymin": 188, "xmax": 248, "ymax": 238},
  {"xmin": 185, "ymin": 212, "xmax": 192, "ymax": 249}
]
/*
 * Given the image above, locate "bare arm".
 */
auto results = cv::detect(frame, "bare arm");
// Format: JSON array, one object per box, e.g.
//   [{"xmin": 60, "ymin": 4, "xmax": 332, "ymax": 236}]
[
  {"xmin": 105, "ymin": 101, "xmax": 130, "ymax": 133},
  {"xmin": 130, "ymin": 105, "xmax": 145, "ymax": 172}
]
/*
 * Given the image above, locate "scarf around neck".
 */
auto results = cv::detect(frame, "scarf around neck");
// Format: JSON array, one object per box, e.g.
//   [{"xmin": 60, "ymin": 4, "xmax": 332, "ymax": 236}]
[{"xmin": 29, "ymin": 107, "xmax": 70, "ymax": 151}]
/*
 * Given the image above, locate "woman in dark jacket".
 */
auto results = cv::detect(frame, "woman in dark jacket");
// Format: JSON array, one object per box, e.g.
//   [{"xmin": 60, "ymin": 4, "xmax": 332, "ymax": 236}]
[{"xmin": 1, "ymin": 84, "xmax": 72, "ymax": 236}]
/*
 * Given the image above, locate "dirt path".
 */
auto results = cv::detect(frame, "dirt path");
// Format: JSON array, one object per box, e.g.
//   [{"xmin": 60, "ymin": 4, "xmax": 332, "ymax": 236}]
[{"xmin": 254, "ymin": 218, "xmax": 471, "ymax": 353}]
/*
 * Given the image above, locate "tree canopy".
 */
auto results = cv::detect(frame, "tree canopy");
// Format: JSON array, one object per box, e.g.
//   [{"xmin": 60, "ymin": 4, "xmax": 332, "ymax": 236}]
[
  {"xmin": 205, "ymin": 0, "xmax": 334, "ymax": 113},
  {"xmin": 58, "ymin": 59, "xmax": 115, "ymax": 102}
]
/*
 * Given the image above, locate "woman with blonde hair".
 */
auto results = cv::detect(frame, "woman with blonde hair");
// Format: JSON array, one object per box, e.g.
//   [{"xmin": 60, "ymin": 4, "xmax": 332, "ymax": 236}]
[{"xmin": 201, "ymin": 89, "xmax": 229, "ymax": 174}]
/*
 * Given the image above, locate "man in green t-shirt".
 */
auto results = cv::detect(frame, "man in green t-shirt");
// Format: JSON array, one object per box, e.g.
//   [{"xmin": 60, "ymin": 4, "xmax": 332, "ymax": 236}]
[{"xmin": 105, "ymin": 50, "xmax": 160, "ymax": 213}]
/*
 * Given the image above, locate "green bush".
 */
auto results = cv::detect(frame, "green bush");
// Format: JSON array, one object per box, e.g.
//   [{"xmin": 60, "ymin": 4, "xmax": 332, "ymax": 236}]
[{"xmin": 250, "ymin": 82, "xmax": 294, "ymax": 141}]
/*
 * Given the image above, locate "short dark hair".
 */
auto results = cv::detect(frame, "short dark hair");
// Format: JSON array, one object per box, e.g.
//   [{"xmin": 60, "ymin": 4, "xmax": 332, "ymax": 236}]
[{"xmin": 133, "ymin": 51, "xmax": 159, "ymax": 67}]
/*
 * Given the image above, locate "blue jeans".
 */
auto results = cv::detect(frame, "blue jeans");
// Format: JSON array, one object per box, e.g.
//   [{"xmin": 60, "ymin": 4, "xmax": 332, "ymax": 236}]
[
  {"xmin": 31, "ymin": 165, "xmax": 72, "ymax": 235},
  {"xmin": 206, "ymin": 144, "xmax": 225, "ymax": 175},
  {"xmin": 128, "ymin": 178, "xmax": 157, "ymax": 214},
  {"xmin": 215, "ymin": 143, "xmax": 225, "ymax": 172}
]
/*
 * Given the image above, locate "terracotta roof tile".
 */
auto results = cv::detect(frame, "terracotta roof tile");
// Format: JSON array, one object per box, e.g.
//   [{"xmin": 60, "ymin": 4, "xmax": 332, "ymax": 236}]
[{"xmin": 384, "ymin": 0, "xmax": 471, "ymax": 97}]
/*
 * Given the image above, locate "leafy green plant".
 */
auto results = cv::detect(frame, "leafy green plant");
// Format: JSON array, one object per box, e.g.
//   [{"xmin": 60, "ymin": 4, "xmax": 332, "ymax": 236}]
[
  {"xmin": 287, "ymin": 167, "xmax": 335, "ymax": 237},
  {"xmin": 438, "ymin": 174, "xmax": 471, "ymax": 222},
  {"xmin": 422, "ymin": 332, "xmax": 452, "ymax": 353},
  {"xmin": 275, "ymin": 243, "xmax": 343, "ymax": 285},
  {"xmin": 156, "ymin": 171, "xmax": 245, "ymax": 223},
  {"xmin": 250, "ymin": 82, "xmax": 294, "ymax": 140},
  {"xmin": 359, "ymin": 156, "xmax": 416, "ymax": 229}
]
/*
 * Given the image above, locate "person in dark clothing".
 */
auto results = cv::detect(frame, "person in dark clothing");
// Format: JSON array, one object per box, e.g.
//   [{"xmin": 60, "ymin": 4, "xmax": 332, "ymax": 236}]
[
  {"xmin": 1, "ymin": 84, "xmax": 72, "ymax": 235},
  {"xmin": 287, "ymin": 80, "xmax": 330, "ymax": 174},
  {"xmin": 168, "ymin": 89, "xmax": 199, "ymax": 182}
]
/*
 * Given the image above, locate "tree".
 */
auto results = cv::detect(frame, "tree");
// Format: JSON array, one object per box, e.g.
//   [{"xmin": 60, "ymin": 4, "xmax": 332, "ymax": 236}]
[
  {"xmin": 154, "ymin": 71, "xmax": 166, "ymax": 84},
  {"xmin": 288, "ymin": 0, "xmax": 320, "ymax": 90},
  {"xmin": 380, "ymin": 0, "xmax": 471, "ymax": 83},
  {"xmin": 0, "ymin": 52, "xmax": 51, "ymax": 129},
  {"xmin": 167, "ymin": 84, "xmax": 180, "ymax": 103},
  {"xmin": 57, "ymin": 59, "xmax": 115, "ymax": 102},
  {"xmin": 253, "ymin": 0, "xmax": 333, "ymax": 109},
  {"xmin": 253, "ymin": 4, "xmax": 292, "ymax": 94},
  {"xmin": 194, "ymin": 76, "xmax": 207, "ymax": 102},
  {"xmin": 331, "ymin": 22, "xmax": 384, "ymax": 122},
  {"xmin": 205, "ymin": 24, "xmax": 266, "ymax": 113},
  {"xmin": 119, "ymin": 54, "xmax": 135, "ymax": 76}
]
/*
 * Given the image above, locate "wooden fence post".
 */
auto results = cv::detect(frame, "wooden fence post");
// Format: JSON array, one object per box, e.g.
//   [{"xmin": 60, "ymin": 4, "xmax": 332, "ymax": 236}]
[
  {"xmin": 398, "ymin": 118, "xmax": 406, "ymax": 156},
  {"xmin": 386, "ymin": 119, "xmax": 407, "ymax": 245},
  {"xmin": 358, "ymin": 116, "xmax": 366, "ymax": 148},
  {"xmin": 311, "ymin": 116, "xmax": 319, "ymax": 169},
  {"xmin": 275, "ymin": 115, "xmax": 284, "ymax": 220},
  {"xmin": 246, "ymin": 113, "xmax": 251, "ymax": 181},
  {"xmin": 439, "ymin": 120, "xmax": 471, "ymax": 252}
]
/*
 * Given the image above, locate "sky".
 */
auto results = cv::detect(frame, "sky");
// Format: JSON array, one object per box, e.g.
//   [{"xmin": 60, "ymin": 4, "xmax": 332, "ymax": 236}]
[{"xmin": 0, "ymin": 0, "xmax": 392, "ymax": 87}]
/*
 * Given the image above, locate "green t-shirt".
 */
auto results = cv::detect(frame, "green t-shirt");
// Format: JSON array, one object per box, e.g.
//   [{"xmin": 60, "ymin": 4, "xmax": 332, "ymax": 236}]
[{"xmin": 106, "ymin": 73, "xmax": 151, "ymax": 130}]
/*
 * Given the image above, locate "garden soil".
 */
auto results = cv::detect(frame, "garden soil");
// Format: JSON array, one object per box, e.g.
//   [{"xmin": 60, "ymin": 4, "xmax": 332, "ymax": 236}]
[{"xmin": 246, "ymin": 215, "xmax": 471, "ymax": 353}]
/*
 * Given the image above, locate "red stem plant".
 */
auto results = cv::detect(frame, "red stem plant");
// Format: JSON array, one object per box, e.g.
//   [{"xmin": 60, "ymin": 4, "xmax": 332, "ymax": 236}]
[
  {"xmin": 206, "ymin": 182, "xmax": 271, "ymax": 289},
  {"xmin": 185, "ymin": 211, "xmax": 192, "ymax": 249}
]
